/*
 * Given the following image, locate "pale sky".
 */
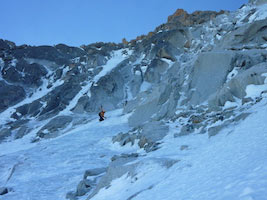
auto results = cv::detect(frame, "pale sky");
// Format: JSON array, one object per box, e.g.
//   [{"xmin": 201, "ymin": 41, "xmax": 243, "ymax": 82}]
[{"xmin": 0, "ymin": 0, "xmax": 248, "ymax": 47}]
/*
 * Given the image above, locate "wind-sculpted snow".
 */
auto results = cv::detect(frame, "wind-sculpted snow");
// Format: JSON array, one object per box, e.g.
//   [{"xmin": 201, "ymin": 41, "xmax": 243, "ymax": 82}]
[{"xmin": 0, "ymin": 1, "xmax": 267, "ymax": 200}]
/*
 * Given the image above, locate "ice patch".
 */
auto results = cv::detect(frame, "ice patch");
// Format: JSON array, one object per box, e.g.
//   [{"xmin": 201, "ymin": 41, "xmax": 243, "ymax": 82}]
[
  {"xmin": 161, "ymin": 58, "xmax": 174, "ymax": 65},
  {"xmin": 227, "ymin": 67, "xmax": 239, "ymax": 82},
  {"xmin": 245, "ymin": 84, "xmax": 267, "ymax": 99},
  {"xmin": 223, "ymin": 100, "xmax": 240, "ymax": 109},
  {"xmin": 215, "ymin": 34, "xmax": 222, "ymax": 40},
  {"xmin": 10, "ymin": 59, "xmax": 17, "ymax": 67},
  {"xmin": 141, "ymin": 66, "xmax": 148, "ymax": 74},
  {"xmin": 0, "ymin": 58, "xmax": 4, "ymax": 67},
  {"xmin": 135, "ymin": 70, "xmax": 141, "ymax": 76},
  {"xmin": 140, "ymin": 81, "xmax": 152, "ymax": 92}
]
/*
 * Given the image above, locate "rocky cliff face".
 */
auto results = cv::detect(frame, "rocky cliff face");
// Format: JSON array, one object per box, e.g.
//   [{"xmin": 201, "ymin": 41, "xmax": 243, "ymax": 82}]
[{"xmin": 0, "ymin": 0, "xmax": 267, "ymax": 199}]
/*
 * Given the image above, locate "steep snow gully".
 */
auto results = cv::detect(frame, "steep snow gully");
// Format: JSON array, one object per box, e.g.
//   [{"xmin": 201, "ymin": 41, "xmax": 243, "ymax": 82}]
[{"xmin": 0, "ymin": 0, "xmax": 267, "ymax": 200}]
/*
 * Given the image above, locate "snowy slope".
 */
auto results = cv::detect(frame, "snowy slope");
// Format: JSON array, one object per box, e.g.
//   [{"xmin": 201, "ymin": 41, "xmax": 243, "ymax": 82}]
[
  {"xmin": 0, "ymin": 1, "xmax": 267, "ymax": 200},
  {"xmin": 1, "ymin": 92, "xmax": 266, "ymax": 200},
  {"xmin": 0, "ymin": 110, "xmax": 134, "ymax": 200},
  {"xmin": 91, "ymin": 99, "xmax": 267, "ymax": 200}
]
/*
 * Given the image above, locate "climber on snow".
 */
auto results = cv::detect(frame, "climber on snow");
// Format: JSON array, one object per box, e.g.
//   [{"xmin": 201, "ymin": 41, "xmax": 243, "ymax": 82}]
[{"xmin": 99, "ymin": 107, "xmax": 106, "ymax": 121}]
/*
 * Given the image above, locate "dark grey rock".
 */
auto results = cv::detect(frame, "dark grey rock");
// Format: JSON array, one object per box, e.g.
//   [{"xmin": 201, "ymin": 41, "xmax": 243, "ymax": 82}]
[
  {"xmin": 189, "ymin": 114, "xmax": 205, "ymax": 124},
  {"xmin": 14, "ymin": 126, "xmax": 29, "ymax": 139},
  {"xmin": 1, "ymin": 59, "xmax": 47, "ymax": 87},
  {"xmin": 0, "ymin": 187, "xmax": 8, "ymax": 195},
  {"xmin": 232, "ymin": 112, "xmax": 251, "ymax": 123},
  {"xmin": 55, "ymin": 44, "xmax": 86, "ymax": 59},
  {"xmin": 66, "ymin": 191, "xmax": 77, "ymax": 200},
  {"xmin": 39, "ymin": 80, "xmax": 82, "ymax": 118},
  {"xmin": 0, "ymin": 39, "xmax": 10, "ymax": 50},
  {"xmin": 13, "ymin": 45, "xmax": 68, "ymax": 65},
  {"xmin": 111, "ymin": 153, "xmax": 139, "ymax": 162},
  {"xmin": 112, "ymin": 132, "xmax": 137, "ymax": 146},
  {"xmin": 0, "ymin": 81, "xmax": 26, "ymax": 112},
  {"xmin": 87, "ymin": 62, "xmax": 128, "ymax": 112},
  {"xmin": 242, "ymin": 97, "xmax": 253, "ymax": 105},
  {"xmin": 7, "ymin": 119, "xmax": 29, "ymax": 130},
  {"xmin": 76, "ymin": 180, "xmax": 91, "ymax": 196},
  {"xmin": 0, "ymin": 39, "xmax": 15, "ymax": 50},
  {"xmin": 176, "ymin": 124, "xmax": 194, "ymax": 137},
  {"xmin": 36, "ymin": 116, "xmax": 72, "ymax": 139},
  {"xmin": 113, "ymin": 121, "xmax": 168, "ymax": 152},
  {"xmin": 138, "ymin": 136, "xmax": 148, "ymax": 149},
  {"xmin": 155, "ymin": 43, "xmax": 180, "ymax": 61},
  {"xmin": 71, "ymin": 96, "xmax": 90, "ymax": 113},
  {"xmin": 180, "ymin": 145, "xmax": 189, "ymax": 151},
  {"xmin": 208, "ymin": 125, "xmax": 225, "ymax": 137},
  {"xmin": 14, "ymin": 100, "xmax": 42, "ymax": 118},
  {"xmin": 0, "ymin": 128, "xmax": 12, "ymax": 142},
  {"xmin": 144, "ymin": 59, "xmax": 169, "ymax": 83}
]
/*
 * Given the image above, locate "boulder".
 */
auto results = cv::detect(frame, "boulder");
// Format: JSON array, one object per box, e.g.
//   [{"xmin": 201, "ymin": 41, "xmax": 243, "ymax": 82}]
[
  {"xmin": 0, "ymin": 187, "xmax": 8, "ymax": 195},
  {"xmin": 14, "ymin": 100, "xmax": 42, "ymax": 118},
  {"xmin": 113, "ymin": 121, "xmax": 168, "ymax": 152},
  {"xmin": 66, "ymin": 191, "xmax": 77, "ymax": 200},
  {"xmin": 76, "ymin": 180, "xmax": 91, "ymax": 196},
  {"xmin": 112, "ymin": 132, "xmax": 137, "ymax": 146}
]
